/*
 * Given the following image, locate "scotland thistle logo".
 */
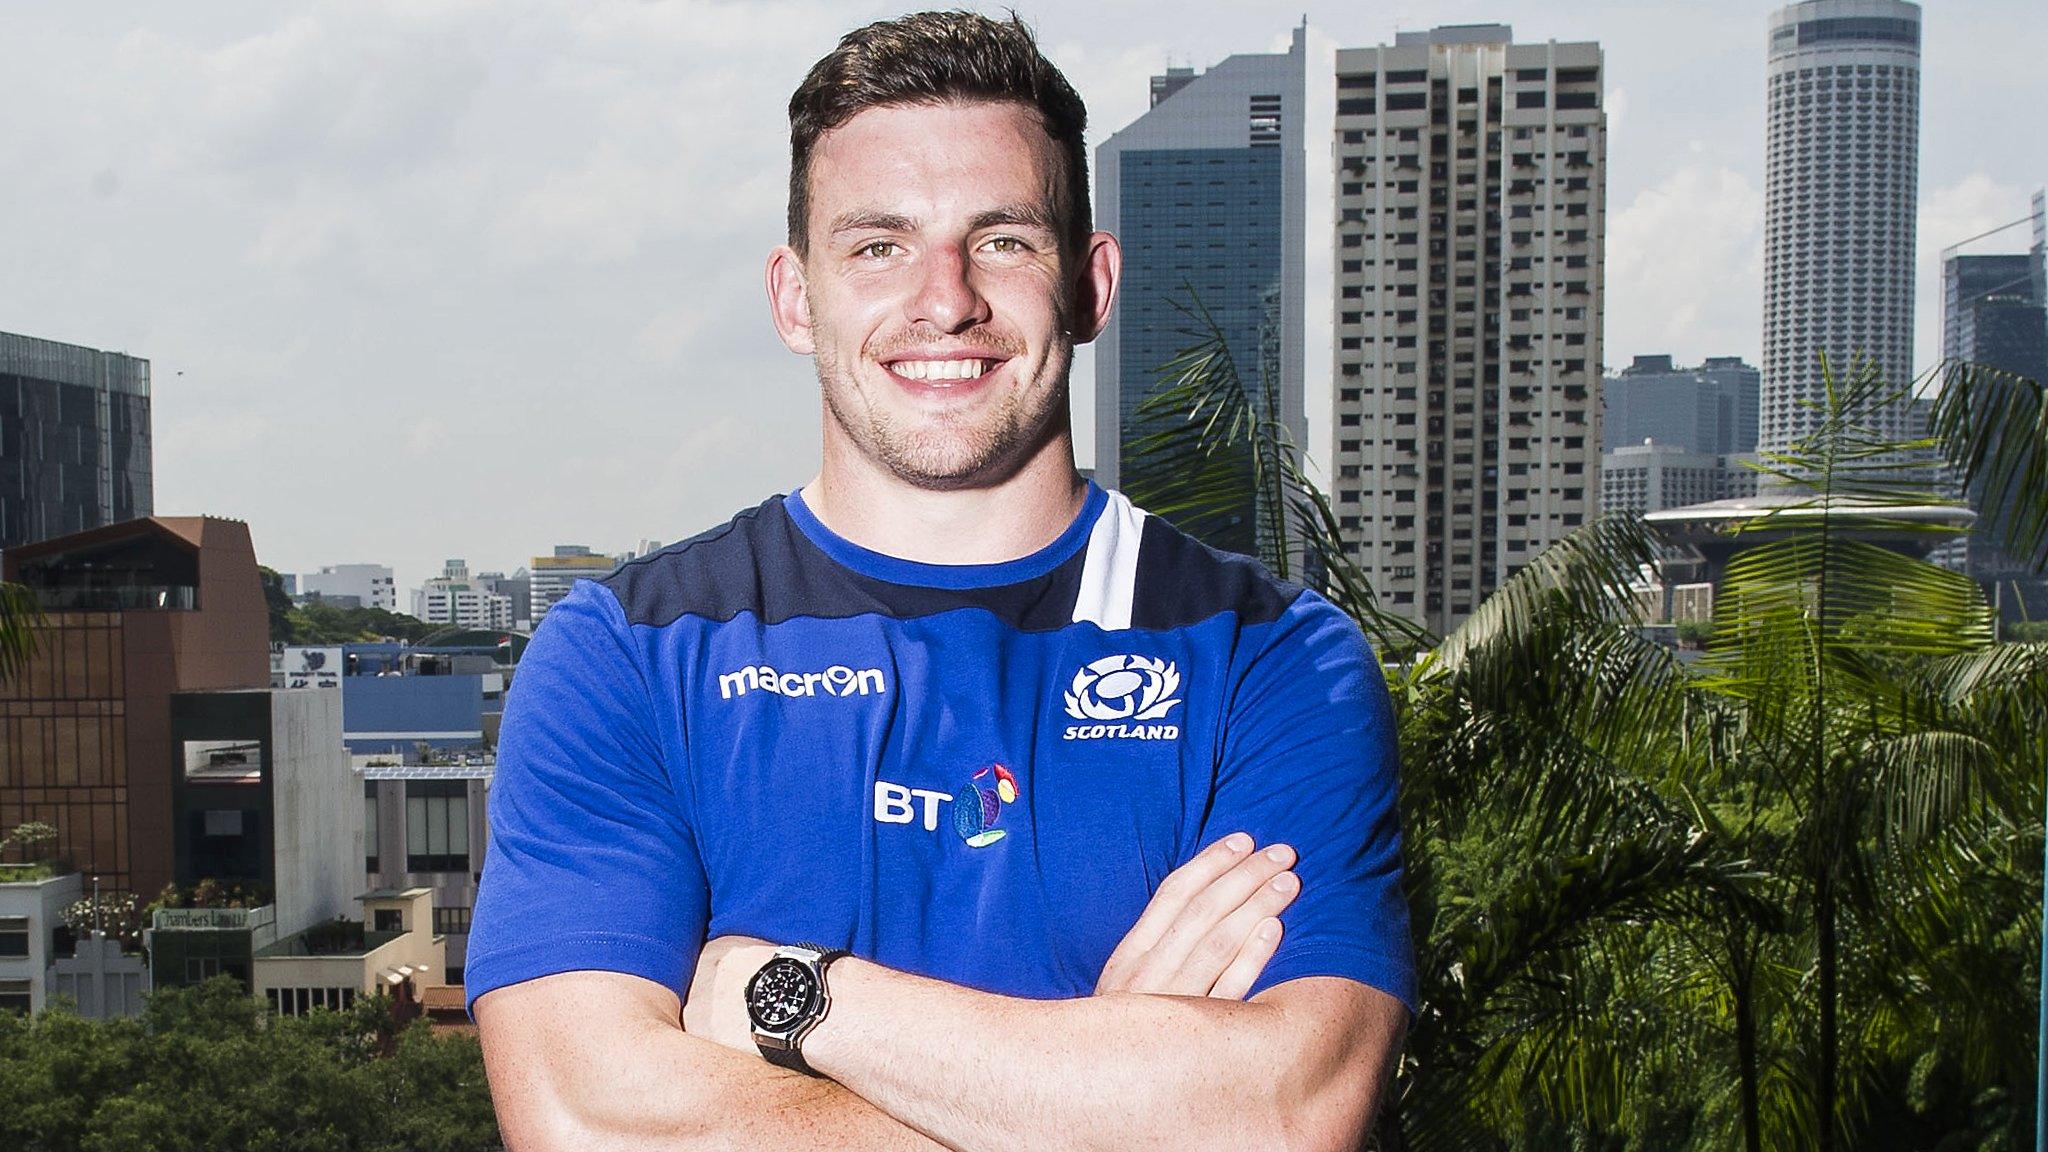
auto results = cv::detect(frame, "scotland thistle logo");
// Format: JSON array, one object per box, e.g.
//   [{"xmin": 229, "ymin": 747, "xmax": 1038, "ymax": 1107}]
[
  {"xmin": 1064, "ymin": 655, "xmax": 1183, "ymax": 722},
  {"xmin": 954, "ymin": 763, "xmax": 1019, "ymax": 848}
]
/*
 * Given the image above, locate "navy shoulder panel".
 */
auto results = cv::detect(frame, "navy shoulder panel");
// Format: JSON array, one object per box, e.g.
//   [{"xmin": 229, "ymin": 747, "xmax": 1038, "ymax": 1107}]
[
  {"xmin": 601, "ymin": 495, "xmax": 1087, "ymax": 631},
  {"xmin": 1129, "ymin": 512, "xmax": 1302, "ymax": 631}
]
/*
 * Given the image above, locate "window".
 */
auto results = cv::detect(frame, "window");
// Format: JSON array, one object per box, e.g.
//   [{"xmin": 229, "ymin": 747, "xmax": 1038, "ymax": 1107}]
[
  {"xmin": 374, "ymin": 908, "xmax": 405, "ymax": 933},
  {"xmin": 365, "ymin": 781, "xmax": 379, "ymax": 875},
  {"xmin": 0, "ymin": 979, "xmax": 29, "ymax": 1013},
  {"xmin": 0, "ymin": 917, "xmax": 27, "ymax": 958},
  {"xmin": 268, "ymin": 986, "xmax": 358, "ymax": 1018},
  {"xmin": 435, "ymin": 906, "xmax": 474, "ymax": 935},
  {"xmin": 186, "ymin": 957, "xmax": 222, "ymax": 982},
  {"xmin": 406, "ymin": 781, "xmax": 470, "ymax": 873}
]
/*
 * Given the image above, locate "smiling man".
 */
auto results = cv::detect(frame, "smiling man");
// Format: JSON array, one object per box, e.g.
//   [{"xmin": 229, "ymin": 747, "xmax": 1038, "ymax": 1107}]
[{"xmin": 466, "ymin": 12, "xmax": 1412, "ymax": 1151}]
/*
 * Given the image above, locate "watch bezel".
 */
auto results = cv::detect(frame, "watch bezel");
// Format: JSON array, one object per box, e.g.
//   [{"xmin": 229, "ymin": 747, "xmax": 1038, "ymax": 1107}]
[{"xmin": 745, "ymin": 955, "xmax": 823, "ymax": 1034}]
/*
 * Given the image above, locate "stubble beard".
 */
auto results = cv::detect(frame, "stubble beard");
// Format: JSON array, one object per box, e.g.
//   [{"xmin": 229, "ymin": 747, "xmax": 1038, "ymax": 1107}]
[{"xmin": 816, "ymin": 335, "xmax": 1073, "ymax": 492}]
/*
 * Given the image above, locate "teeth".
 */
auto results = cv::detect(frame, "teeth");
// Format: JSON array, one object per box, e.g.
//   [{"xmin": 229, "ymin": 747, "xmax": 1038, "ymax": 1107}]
[{"xmin": 891, "ymin": 359, "xmax": 985, "ymax": 381}]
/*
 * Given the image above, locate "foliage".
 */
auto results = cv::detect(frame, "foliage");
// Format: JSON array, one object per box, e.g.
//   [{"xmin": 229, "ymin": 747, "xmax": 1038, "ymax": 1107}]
[
  {"xmin": 1131, "ymin": 334, "xmax": 2048, "ymax": 1151},
  {"xmin": 260, "ymin": 569, "xmax": 437, "ymax": 645},
  {"xmin": 146, "ymin": 880, "xmax": 273, "ymax": 914},
  {"xmin": 0, "ymin": 978, "xmax": 498, "ymax": 1152},
  {"xmin": 0, "ymin": 822, "xmax": 58, "ymax": 864},
  {"xmin": 59, "ymin": 891, "xmax": 143, "ymax": 951},
  {"xmin": 0, "ymin": 579, "xmax": 45, "ymax": 685}
]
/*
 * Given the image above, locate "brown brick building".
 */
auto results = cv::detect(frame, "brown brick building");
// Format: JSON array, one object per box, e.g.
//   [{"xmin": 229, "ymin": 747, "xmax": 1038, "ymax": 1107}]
[{"xmin": 0, "ymin": 516, "xmax": 269, "ymax": 899}]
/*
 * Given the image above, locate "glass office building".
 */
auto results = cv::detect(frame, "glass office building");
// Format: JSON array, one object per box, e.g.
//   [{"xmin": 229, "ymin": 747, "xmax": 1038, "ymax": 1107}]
[
  {"xmin": 1095, "ymin": 25, "xmax": 1332, "ymax": 556},
  {"xmin": 0, "ymin": 331, "xmax": 152, "ymax": 552}
]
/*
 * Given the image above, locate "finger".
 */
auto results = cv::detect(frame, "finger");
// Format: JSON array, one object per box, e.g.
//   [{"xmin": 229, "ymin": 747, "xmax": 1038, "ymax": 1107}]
[
  {"xmin": 1208, "ymin": 918, "xmax": 1283, "ymax": 1001},
  {"xmin": 1099, "ymin": 832, "xmax": 1256, "ymax": 986},
  {"xmin": 1137, "ymin": 843, "xmax": 1296, "ymax": 987},
  {"xmin": 1176, "ymin": 868, "xmax": 1299, "ymax": 995}
]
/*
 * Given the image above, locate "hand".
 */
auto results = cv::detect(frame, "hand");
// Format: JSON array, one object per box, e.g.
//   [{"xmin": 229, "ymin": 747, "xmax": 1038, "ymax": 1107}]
[
  {"xmin": 682, "ymin": 934, "xmax": 777, "ymax": 1054},
  {"xmin": 1095, "ymin": 832, "xmax": 1299, "ymax": 1000}
]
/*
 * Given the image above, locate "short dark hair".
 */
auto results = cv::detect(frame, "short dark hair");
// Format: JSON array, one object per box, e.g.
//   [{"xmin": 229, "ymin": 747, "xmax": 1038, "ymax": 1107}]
[{"xmin": 787, "ymin": 10, "xmax": 1090, "ymax": 256}]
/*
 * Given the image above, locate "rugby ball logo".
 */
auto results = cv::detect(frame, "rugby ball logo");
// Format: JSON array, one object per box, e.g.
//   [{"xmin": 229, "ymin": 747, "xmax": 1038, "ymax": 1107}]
[{"xmin": 1064, "ymin": 655, "xmax": 1183, "ymax": 722}]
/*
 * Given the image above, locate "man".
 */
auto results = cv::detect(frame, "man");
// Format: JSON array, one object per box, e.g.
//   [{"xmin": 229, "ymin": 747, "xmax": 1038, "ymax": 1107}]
[{"xmin": 468, "ymin": 12, "xmax": 1412, "ymax": 1151}]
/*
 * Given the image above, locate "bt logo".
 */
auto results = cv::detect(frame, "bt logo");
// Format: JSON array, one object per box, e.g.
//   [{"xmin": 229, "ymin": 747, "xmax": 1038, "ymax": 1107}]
[{"xmin": 873, "ymin": 764, "xmax": 1019, "ymax": 848}]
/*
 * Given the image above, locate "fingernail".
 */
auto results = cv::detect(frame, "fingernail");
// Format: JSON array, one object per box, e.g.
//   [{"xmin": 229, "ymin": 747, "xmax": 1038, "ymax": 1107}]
[
  {"xmin": 1257, "ymin": 918, "xmax": 1281, "ymax": 940},
  {"xmin": 1224, "ymin": 833, "xmax": 1253, "ymax": 854},
  {"xmin": 1264, "ymin": 845, "xmax": 1293, "ymax": 863},
  {"xmin": 1271, "ymin": 872, "xmax": 1299, "ymax": 893}
]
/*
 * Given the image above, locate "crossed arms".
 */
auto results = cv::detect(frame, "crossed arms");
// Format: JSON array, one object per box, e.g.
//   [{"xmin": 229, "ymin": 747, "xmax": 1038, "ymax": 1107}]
[{"xmin": 475, "ymin": 833, "xmax": 1409, "ymax": 1152}]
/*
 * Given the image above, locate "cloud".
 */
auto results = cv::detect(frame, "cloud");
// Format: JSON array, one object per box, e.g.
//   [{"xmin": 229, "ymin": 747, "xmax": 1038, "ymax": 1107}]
[{"xmin": 1605, "ymin": 164, "xmax": 1764, "ymax": 366}]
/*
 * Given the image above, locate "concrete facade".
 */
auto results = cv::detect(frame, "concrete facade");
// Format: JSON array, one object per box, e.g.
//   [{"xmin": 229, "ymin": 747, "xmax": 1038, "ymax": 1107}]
[
  {"xmin": 1761, "ymin": 0, "xmax": 1922, "ymax": 453},
  {"xmin": 48, "ymin": 932, "xmax": 149, "ymax": 1018},
  {"xmin": 254, "ymin": 888, "xmax": 445, "ymax": 1019},
  {"xmin": 1601, "ymin": 354, "xmax": 1760, "ymax": 455},
  {"xmin": 1331, "ymin": 25, "xmax": 1606, "ymax": 632},
  {"xmin": 0, "ymin": 871, "xmax": 82, "ymax": 1014}
]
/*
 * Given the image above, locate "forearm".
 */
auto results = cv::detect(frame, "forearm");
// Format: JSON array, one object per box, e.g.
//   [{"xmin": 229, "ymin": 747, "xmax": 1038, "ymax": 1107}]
[
  {"xmin": 803, "ymin": 961, "xmax": 1399, "ymax": 1152},
  {"xmin": 479, "ymin": 976, "xmax": 945, "ymax": 1152}
]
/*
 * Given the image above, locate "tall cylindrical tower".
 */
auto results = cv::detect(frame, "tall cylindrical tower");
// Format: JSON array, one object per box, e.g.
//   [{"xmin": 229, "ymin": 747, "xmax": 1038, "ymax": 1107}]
[{"xmin": 1760, "ymin": 0, "xmax": 1921, "ymax": 453}]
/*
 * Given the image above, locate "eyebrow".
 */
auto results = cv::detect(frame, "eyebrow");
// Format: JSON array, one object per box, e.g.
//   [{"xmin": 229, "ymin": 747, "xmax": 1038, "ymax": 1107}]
[{"xmin": 825, "ymin": 203, "xmax": 1059, "ymax": 239}]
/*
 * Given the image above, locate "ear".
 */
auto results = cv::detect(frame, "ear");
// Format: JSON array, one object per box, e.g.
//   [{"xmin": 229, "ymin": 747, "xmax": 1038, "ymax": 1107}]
[
  {"xmin": 1068, "ymin": 231, "xmax": 1121, "ymax": 345},
  {"xmin": 766, "ymin": 245, "xmax": 815, "ymax": 355}
]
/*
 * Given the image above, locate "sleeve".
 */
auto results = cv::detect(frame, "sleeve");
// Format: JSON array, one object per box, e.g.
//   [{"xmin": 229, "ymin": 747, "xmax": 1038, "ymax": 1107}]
[
  {"xmin": 463, "ymin": 579, "xmax": 710, "ymax": 1018},
  {"xmin": 1201, "ymin": 589, "xmax": 1415, "ymax": 1011}
]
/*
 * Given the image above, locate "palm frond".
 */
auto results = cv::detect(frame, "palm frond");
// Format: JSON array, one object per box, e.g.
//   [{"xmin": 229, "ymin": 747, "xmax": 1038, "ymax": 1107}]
[
  {"xmin": 0, "ymin": 582, "xmax": 44, "ymax": 685},
  {"xmin": 1930, "ymin": 358, "xmax": 2048, "ymax": 571}
]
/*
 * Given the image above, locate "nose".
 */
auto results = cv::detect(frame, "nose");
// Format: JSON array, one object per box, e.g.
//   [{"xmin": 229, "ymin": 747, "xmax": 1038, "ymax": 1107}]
[{"xmin": 909, "ymin": 243, "xmax": 990, "ymax": 334}]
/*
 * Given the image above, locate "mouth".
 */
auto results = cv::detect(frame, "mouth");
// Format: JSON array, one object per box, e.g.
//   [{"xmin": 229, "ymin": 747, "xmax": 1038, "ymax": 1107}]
[{"xmin": 880, "ymin": 355, "xmax": 1009, "ymax": 389}]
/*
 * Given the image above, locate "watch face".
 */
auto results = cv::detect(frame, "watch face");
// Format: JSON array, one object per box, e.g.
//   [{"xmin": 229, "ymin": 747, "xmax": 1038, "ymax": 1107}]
[{"xmin": 747, "ymin": 957, "xmax": 819, "ymax": 1031}]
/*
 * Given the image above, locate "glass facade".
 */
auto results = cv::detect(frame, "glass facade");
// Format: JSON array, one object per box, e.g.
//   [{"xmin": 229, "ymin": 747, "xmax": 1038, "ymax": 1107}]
[
  {"xmin": 0, "ymin": 332, "xmax": 152, "ymax": 552},
  {"xmin": 1116, "ymin": 147, "xmax": 1284, "ymax": 554}
]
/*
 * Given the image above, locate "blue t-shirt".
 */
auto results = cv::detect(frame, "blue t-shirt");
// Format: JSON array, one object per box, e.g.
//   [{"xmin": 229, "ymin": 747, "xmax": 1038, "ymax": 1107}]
[{"xmin": 465, "ymin": 484, "xmax": 1414, "ymax": 1016}]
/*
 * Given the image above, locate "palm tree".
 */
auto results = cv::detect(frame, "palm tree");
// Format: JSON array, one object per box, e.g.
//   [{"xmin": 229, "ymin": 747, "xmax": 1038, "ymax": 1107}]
[
  {"xmin": 1124, "ymin": 313, "xmax": 2048, "ymax": 1150},
  {"xmin": 0, "ymin": 580, "xmax": 41, "ymax": 684}
]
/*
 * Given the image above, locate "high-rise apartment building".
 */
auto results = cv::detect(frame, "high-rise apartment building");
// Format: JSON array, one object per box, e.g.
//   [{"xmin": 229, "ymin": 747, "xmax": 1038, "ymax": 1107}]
[
  {"xmin": 0, "ymin": 331, "xmax": 152, "ymax": 552},
  {"xmin": 412, "ymin": 560, "xmax": 514, "ymax": 631},
  {"xmin": 1330, "ymin": 24, "xmax": 1606, "ymax": 632},
  {"xmin": 1760, "ymin": 0, "xmax": 1921, "ymax": 453},
  {"xmin": 527, "ymin": 546, "xmax": 619, "ymax": 623},
  {"xmin": 1601, "ymin": 355, "xmax": 1760, "ymax": 455},
  {"xmin": 1095, "ymin": 24, "xmax": 1333, "ymax": 554}
]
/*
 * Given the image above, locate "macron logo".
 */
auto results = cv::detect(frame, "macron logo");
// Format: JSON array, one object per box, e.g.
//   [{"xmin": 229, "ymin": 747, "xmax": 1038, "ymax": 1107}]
[{"xmin": 717, "ymin": 664, "xmax": 887, "ymax": 700}]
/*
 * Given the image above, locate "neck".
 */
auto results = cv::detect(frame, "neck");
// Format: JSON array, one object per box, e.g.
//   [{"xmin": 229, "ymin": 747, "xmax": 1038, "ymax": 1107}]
[{"xmin": 803, "ymin": 432, "xmax": 1088, "ymax": 566}]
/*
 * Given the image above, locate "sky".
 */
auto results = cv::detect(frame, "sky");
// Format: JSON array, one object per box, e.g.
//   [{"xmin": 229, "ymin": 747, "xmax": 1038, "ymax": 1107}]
[{"xmin": 3, "ymin": 0, "xmax": 2044, "ymax": 595}]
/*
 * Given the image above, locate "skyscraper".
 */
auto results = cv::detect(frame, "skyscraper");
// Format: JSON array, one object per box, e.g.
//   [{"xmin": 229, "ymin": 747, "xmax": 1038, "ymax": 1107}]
[
  {"xmin": 1094, "ymin": 24, "xmax": 1333, "ymax": 554},
  {"xmin": 1760, "ymin": 0, "xmax": 1922, "ymax": 453},
  {"xmin": 1941, "ymin": 192, "xmax": 2048, "ymax": 619},
  {"xmin": 0, "ymin": 331, "xmax": 153, "ymax": 552},
  {"xmin": 1601, "ymin": 355, "xmax": 1760, "ymax": 456},
  {"xmin": 1329, "ymin": 24, "xmax": 1606, "ymax": 633}
]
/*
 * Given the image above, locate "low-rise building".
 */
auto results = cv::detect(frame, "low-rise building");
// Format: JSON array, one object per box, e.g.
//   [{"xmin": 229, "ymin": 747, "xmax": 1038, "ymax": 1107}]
[
  {"xmin": 364, "ymin": 763, "xmax": 489, "ymax": 984},
  {"xmin": 0, "ymin": 870, "xmax": 83, "ymax": 1013},
  {"xmin": 254, "ymin": 887, "xmax": 445, "ymax": 1021}
]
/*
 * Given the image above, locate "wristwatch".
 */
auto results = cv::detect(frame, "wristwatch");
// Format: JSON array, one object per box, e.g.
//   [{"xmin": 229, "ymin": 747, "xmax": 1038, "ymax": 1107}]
[{"xmin": 745, "ymin": 942, "xmax": 849, "ymax": 1076}]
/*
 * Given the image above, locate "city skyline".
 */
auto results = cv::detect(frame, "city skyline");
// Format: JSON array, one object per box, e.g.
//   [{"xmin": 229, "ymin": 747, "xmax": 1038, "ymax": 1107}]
[{"xmin": 3, "ymin": 1, "xmax": 2044, "ymax": 593}]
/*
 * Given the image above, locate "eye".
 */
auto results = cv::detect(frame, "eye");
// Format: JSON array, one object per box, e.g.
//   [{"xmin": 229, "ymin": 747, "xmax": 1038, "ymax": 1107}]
[
  {"xmin": 856, "ymin": 240, "xmax": 900, "ymax": 259},
  {"xmin": 982, "ymin": 236, "xmax": 1028, "ymax": 254}
]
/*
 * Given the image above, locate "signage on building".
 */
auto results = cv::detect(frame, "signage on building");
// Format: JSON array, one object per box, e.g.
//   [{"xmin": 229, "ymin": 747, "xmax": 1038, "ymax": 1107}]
[
  {"xmin": 152, "ymin": 906, "xmax": 268, "ymax": 931},
  {"xmin": 270, "ymin": 645, "xmax": 343, "ymax": 690}
]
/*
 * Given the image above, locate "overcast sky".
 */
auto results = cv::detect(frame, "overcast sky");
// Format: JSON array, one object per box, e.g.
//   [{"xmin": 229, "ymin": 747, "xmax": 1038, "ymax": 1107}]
[{"xmin": 4, "ymin": 1, "xmax": 2044, "ymax": 594}]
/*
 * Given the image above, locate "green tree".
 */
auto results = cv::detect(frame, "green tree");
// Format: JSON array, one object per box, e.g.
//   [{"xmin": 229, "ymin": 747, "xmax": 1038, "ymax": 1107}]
[{"xmin": 1127, "ymin": 330, "xmax": 2048, "ymax": 1151}]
